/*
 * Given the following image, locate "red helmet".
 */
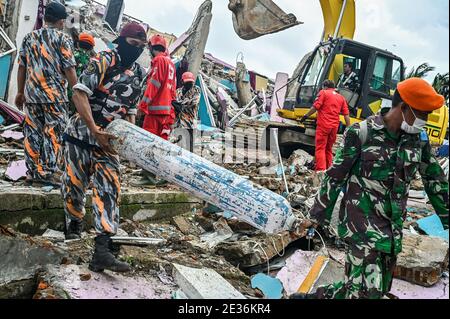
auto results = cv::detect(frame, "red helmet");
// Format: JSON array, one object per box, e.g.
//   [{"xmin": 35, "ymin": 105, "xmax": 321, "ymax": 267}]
[
  {"xmin": 182, "ymin": 72, "xmax": 196, "ymax": 83},
  {"xmin": 149, "ymin": 34, "xmax": 168, "ymax": 50}
]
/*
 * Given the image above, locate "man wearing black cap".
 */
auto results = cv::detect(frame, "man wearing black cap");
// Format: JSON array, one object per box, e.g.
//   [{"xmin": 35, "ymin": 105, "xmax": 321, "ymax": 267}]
[
  {"xmin": 62, "ymin": 23, "xmax": 147, "ymax": 273},
  {"xmin": 15, "ymin": 1, "xmax": 77, "ymax": 187}
]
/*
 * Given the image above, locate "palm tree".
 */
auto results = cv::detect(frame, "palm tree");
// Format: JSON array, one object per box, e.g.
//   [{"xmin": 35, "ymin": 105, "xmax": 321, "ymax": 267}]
[
  {"xmin": 432, "ymin": 72, "xmax": 449, "ymax": 105},
  {"xmin": 406, "ymin": 63, "xmax": 436, "ymax": 79}
]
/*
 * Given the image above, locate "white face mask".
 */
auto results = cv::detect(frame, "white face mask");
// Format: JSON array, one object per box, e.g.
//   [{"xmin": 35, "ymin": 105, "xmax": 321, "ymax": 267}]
[{"xmin": 401, "ymin": 105, "xmax": 427, "ymax": 134}]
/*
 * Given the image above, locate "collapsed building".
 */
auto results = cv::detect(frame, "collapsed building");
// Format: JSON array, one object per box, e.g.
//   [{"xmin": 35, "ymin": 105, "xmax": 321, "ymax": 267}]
[{"xmin": 0, "ymin": 0, "xmax": 448, "ymax": 300}]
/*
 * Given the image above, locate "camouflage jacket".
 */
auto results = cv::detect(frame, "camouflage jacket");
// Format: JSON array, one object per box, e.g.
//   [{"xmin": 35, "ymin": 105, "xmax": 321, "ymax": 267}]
[
  {"xmin": 68, "ymin": 49, "xmax": 92, "ymax": 100},
  {"xmin": 310, "ymin": 111, "xmax": 449, "ymax": 255},
  {"xmin": 175, "ymin": 86, "xmax": 201, "ymax": 129},
  {"xmin": 18, "ymin": 26, "xmax": 76, "ymax": 104},
  {"xmin": 74, "ymin": 49, "xmax": 92, "ymax": 77}
]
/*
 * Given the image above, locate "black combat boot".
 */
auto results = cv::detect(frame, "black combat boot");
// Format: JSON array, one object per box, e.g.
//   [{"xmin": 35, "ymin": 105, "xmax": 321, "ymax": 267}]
[
  {"xmin": 65, "ymin": 220, "xmax": 83, "ymax": 240},
  {"xmin": 88, "ymin": 234, "xmax": 131, "ymax": 273},
  {"xmin": 109, "ymin": 241, "xmax": 121, "ymax": 259}
]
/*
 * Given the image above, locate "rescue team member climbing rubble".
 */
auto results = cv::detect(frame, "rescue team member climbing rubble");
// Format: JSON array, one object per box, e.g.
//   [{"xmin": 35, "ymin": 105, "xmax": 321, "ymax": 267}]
[
  {"xmin": 294, "ymin": 78, "xmax": 449, "ymax": 299},
  {"xmin": 62, "ymin": 22, "xmax": 147, "ymax": 273},
  {"xmin": 300, "ymin": 80, "xmax": 351, "ymax": 173},
  {"xmin": 135, "ymin": 34, "xmax": 177, "ymax": 186},
  {"xmin": 15, "ymin": 1, "xmax": 77, "ymax": 187}
]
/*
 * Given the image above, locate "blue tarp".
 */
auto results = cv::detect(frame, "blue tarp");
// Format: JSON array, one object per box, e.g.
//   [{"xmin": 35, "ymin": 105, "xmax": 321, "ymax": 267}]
[
  {"xmin": 197, "ymin": 77, "xmax": 215, "ymax": 127},
  {"xmin": 0, "ymin": 55, "xmax": 12, "ymax": 100},
  {"xmin": 251, "ymin": 273, "xmax": 283, "ymax": 299},
  {"xmin": 219, "ymin": 79, "xmax": 237, "ymax": 93},
  {"xmin": 417, "ymin": 214, "xmax": 449, "ymax": 242}
]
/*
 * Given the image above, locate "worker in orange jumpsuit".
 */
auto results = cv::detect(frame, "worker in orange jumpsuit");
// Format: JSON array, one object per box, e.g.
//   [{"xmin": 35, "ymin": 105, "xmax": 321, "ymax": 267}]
[
  {"xmin": 300, "ymin": 80, "xmax": 351, "ymax": 172},
  {"xmin": 136, "ymin": 34, "xmax": 176, "ymax": 186},
  {"xmin": 139, "ymin": 34, "xmax": 177, "ymax": 139}
]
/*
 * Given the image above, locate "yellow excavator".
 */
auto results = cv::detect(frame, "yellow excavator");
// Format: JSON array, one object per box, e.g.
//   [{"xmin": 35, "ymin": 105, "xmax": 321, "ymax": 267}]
[{"xmin": 229, "ymin": 0, "xmax": 448, "ymax": 149}]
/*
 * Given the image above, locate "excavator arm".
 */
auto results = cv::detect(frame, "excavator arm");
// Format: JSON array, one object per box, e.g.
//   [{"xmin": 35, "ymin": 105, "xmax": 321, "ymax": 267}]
[{"xmin": 320, "ymin": 0, "xmax": 355, "ymax": 41}]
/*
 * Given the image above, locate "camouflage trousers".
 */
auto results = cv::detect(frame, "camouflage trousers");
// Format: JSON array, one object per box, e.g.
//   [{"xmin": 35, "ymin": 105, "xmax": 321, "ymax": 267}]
[
  {"xmin": 315, "ymin": 247, "xmax": 397, "ymax": 299},
  {"xmin": 61, "ymin": 139, "xmax": 121, "ymax": 235},
  {"xmin": 23, "ymin": 103, "xmax": 68, "ymax": 179}
]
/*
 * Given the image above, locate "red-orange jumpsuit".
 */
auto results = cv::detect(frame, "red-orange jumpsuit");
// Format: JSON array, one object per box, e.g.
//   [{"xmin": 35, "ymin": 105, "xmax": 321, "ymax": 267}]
[
  {"xmin": 139, "ymin": 54, "xmax": 177, "ymax": 140},
  {"xmin": 313, "ymin": 88, "xmax": 349, "ymax": 171}
]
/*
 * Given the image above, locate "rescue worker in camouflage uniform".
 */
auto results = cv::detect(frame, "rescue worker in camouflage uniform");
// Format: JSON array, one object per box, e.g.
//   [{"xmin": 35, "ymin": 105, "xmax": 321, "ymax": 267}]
[
  {"xmin": 15, "ymin": 2, "xmax": 77, "ymax": 186},
  {"xmin": 63, "ymin": 23, "xmax": 147, "ymax": 273},
  {"xmin": 74, "ymin": 33, "xmax": 96, "ymax": 76},
  {"xmin": 68, "ymin": 33, "xmax": 96, "ymax": 115},
  {"xmin": 292, "ymin": 78, "xmax": 448, "ymax": 299}
]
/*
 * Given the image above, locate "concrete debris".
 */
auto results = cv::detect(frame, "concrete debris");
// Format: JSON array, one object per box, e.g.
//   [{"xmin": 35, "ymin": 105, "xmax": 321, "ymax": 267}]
[
  {"xmin": 215, "ymin": 231, "xmax": 295, "ymax": 268},
  {"xmin": 1, "ymin": 130, "xmax": 24, "ymax": 140},
  {"xmin": 171, "ymin": 215, "xmax": 202, "ymax": 236},
  {"xmin": 0, "ymin": 232, "xmax": 69, "ymax": 298},
  {"xmin": 34, "ymin": 264, "xmax": 173, "ymax": 299},
  {"xmin": 5, "ymin": 159, "xmax": 27, "ymax": 181},
  {"xmin": 390, "ymin": 277, "xmax": 449, "ymax": 299},
  {"xmin": 172, "ymin": 263, "xmax": 245, "ymax": 299},
  {"xmin": 396, "ymin": 232, "xmax": 449, "ymax": 287},
  {"xmin": 199, "ymin": 217, "xmax": 234, "ymax": 249},
  {"xmin": 42, "ymin": 229, "xmax": 65, "ymax": 242}
]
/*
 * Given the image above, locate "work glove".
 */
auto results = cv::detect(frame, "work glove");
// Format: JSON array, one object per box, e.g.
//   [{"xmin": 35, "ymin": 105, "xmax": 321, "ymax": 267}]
[{"xmin": 299, "ymin": 116, "xmax": 308, "ymax": 124}]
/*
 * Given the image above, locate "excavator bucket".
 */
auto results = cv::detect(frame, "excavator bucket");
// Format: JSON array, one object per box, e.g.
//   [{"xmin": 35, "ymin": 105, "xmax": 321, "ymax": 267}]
[{"xmin": 229, "ymin": 0, "xmax": 302, "ymax": 40}]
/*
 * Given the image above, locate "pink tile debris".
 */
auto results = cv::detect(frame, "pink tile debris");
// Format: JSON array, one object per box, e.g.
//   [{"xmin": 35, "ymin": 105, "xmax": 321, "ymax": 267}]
[
  {"xmin": 5, "ymin": 160, "xmax": 28, "ymax": 181},
  {"xmin": 1, "ymin": 130, "xmax": 24, "ymax": 140}
]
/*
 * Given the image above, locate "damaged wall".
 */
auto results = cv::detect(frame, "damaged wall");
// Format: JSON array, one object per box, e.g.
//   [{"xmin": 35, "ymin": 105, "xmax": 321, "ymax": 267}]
[{"xmin": 6, "ymin": 0, "xmax": 38, "ymax": 105}]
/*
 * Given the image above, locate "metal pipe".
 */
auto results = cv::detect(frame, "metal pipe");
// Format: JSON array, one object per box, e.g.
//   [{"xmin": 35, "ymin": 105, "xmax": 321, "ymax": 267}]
[
  {"xmin": 228, "ymin": 95, "xmax": 258, "ymax": 127},
  {"xmin": 271, "ymin": 129, "xmax": 290, "ymax": 196},
  {"xmin": 333, "ymin": 0, "xmax": 348, "ymax": 39}
]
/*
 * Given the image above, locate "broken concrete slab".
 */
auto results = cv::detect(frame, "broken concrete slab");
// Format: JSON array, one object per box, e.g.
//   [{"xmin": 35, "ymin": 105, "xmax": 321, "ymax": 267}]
[
  {"xmin": 171, "ymin": 215, "xmax": 201, "ymax": 236},
  {"xmin": 390, "ymin": 277, "xmax": 449, "ymax": 299},
  {"xmin": 215, "ymin": 231, "xmax": 294, "ymax": 268},
  {"xmin": 172, "ymin": 263, "xmax": 245, "ymax": 299},
  {"xmin": 5, "ymin": 160, "xmax": 27, "ymax": 181},
  {"xmin": 0, "ymin": 187, "xmax": 202, "ymax": 235},
  {"xmin": 396, "ymin": 232, "xmax": 449, "ymax": 287},
  {"xmin": 34, "ymin": 264, "xmax": 173, "ymax": 299},
  {"xmin": 200, "ymin": 217, "xmax": 234, "ymax": 249},
  {"xmin": 0, "ymin": 234, "xmax": 69, "ymax": 299}
]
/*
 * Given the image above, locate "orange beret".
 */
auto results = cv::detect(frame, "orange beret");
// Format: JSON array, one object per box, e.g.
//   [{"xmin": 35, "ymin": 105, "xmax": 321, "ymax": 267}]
[
  {"xmin": 397, "ymin": 77, "xmax": 445, "ymax": 112},
  {"xmin": 78, "ymin": 33, "xmax": 95, "ymax": 47}
]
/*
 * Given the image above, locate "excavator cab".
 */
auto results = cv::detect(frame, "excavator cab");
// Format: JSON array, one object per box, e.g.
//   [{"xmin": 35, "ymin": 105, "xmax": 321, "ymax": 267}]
[{"xmin": 279, "ymin": 38, "xmax": 449, "ymax": 145}]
